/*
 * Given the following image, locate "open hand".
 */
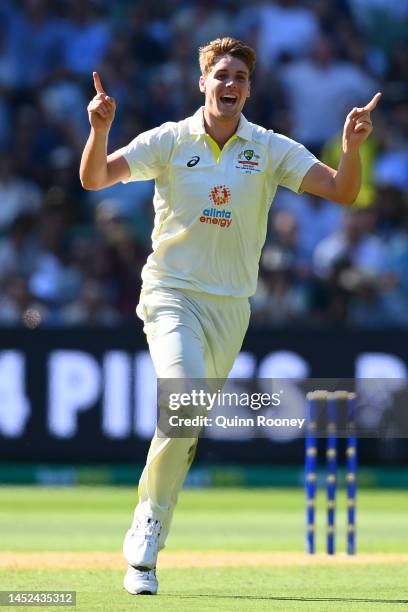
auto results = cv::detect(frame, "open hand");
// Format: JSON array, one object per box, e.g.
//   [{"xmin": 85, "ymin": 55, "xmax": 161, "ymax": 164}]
[
  {"xmin": 87, "ymin": 72, "xmax": 116, "ymax": 133},
  {"xmin": 343, "ymin": 92, "xmax": 382, "ymax": 152}
]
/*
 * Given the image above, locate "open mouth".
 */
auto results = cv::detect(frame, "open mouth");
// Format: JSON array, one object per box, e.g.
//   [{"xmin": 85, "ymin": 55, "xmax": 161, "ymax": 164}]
[{"xmin": 219, "ymin": 94, "xmax": 238, "ymax": 106}]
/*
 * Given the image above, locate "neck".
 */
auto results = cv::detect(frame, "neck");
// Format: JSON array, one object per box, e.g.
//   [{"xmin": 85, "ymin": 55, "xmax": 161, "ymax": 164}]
[{"xmin": 203, "ymin": 108, "xmax": 240, "ymax": 149}]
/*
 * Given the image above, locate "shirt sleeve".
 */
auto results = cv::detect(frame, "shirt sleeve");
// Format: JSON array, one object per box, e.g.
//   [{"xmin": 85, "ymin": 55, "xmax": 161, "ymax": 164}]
[
  {"xmin": 117, "ymin": 123, "xmax": 176, "ymax": 183},
  {"xmin": 271, "ymin": 133, "xmax": 318, "ymax": 193}
]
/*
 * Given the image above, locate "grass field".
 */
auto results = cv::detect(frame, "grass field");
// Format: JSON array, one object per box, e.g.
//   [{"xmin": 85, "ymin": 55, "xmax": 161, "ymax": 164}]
[{"xmin": 1, "ymin": 486, "xmax": 408, "ymax": 611}]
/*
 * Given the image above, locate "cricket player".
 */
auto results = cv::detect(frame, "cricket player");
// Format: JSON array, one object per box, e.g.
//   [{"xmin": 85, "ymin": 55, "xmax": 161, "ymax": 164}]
[{"xmin": 80, "ymin": 37, "xmax": 381, "ymax": 595}]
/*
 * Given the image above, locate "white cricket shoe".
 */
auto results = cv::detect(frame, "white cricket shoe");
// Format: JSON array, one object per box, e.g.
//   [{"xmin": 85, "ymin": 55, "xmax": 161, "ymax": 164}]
[
  {"xmin": 123, "ymin": 565, "xmax": 158, "ymax": 595},
  {"xmin": 123, "ymin": 516, "xmax": 162, "ymax": 569}
]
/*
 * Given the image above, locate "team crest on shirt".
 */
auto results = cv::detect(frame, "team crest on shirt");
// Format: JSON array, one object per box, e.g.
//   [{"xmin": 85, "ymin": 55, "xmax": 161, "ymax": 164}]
[
  {"xmin": 199, "ymin": 185, "xmax": 232, "ymax": 229},
  {"xmin": 236, "ymin": 149, "xmax": 262, "ymax": 173}
]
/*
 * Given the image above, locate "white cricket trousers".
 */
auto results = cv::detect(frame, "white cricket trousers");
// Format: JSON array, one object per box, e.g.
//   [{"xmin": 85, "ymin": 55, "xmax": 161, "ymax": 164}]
[{"xmin": 133, "ymin": 286, "xmax": 250, "ymax": 549}]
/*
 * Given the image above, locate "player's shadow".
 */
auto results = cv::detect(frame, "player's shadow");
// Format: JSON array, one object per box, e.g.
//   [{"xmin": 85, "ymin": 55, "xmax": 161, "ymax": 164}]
[{"xmin": 168, "ymin": 594, "xmax": 408, "ymax": 604}]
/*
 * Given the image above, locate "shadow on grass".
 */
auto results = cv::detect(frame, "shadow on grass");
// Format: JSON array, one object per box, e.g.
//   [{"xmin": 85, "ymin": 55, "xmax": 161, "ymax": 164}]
[{"xmin": 166, "ymin": 595, "xmax": 408, "ymax": 604}]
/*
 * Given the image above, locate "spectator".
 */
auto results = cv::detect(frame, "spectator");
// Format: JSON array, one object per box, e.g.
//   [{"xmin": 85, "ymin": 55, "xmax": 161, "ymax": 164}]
[
  {"xmin": 172, "ymin": 0, "xmax": 232, "ymax": 53},
  {"xmin": 313, "ymin": 208, "xmax": 386, "ymax": 279},
  {"xmin": 372, "ymin": 100, "xmax": 408, "ymax": 193},
  {"xmin": 0, "ymin": 155, "xmax": 42, "ymax": 231},
  {"xmin": 251, "ymin": 245, "xmax": 309, "ymax": 324},
  {"xmin": 128, "ymin": 2, "xmax": 174, "ymax": 68},
  {"xmin": 12, "ymin": 103, "xmax": 69, "ymax": 184},
  {"xmin": 273, "ymin": 191, "xmax": 344, "ymax": 267},
  {"xmin": 39, "ymin": 74, "xmax": 90, "ymax": 147},
  {"xmin": 0, "ymin": 91, "xmax": 12, "ymax": 149},
  {"xmin": 320, "ymin": 129, "xmax": 380, "ymax": 207},
  {"xmin": 9, "ymin": 0, "xmax": 69, "ymax": 89},
  {"xmin": 0, "ymin": 275, "xmax": 49, "ymax": 327},
  {"xmin": 60, "ymin": 278, "xmax": 119, "ymax": 325},
  {"xmin": 0, "ymin": 1, "xmax": 20, "ymax": 90},
  {"xmin": 268, "ymin": 210, "xmax": 301, "ymax": 268},
  {"xmin": 28, "ymin": 204, "xmax": 82, "ymax": 307},
  {"xmin": 0, "ymin": 213, "xmax": 42, "ymax": 286},
  {"xmin": 86, "ymin": 183, "xmax": 154, "ymax": 246},
  {"xmin": 63, "ymin": 0, "xmax": 112, "ymax": 77},
  {"xmin": 280, "ymin": 35, "xmax": 377, "ymax": 152},
  {"xmin": 347, "ymin": 0, "xmax": 408, "ymax": 54},
  {"xmin": 248, "ymin": 0, "xmax": 320, "ymax": 69},
  {"xmin": 345, "ymin": 268, "xmax": 408, "ymax": 327},
  {"xmin": 93, "ymin": 203, "xmax": 148, "ymax": 316}
]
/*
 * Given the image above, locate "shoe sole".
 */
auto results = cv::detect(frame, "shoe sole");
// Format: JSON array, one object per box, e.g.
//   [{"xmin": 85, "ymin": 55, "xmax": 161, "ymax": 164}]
[{"xmin": 124, "ymin": 586, "xmax": 157, "ymax": 596}]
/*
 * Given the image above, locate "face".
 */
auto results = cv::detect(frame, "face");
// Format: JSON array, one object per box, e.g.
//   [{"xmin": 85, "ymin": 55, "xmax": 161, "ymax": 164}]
[{"xmin": 199, "ymin": 55, "xmax": 250, "ymax": 121}]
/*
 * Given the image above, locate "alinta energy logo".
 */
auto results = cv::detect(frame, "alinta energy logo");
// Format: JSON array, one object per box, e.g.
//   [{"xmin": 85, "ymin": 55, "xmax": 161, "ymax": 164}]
[
  {"xmin": 209, "ymin": 185, "xmax": 231, "ymax": 206},
  {"xmin": 199, "ymin": 185, "xmax": 232, "ymax": 229}
]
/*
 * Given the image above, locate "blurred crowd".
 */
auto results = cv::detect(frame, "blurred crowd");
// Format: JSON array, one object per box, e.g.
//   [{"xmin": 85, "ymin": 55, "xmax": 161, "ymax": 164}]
[{"xmin": 0, "ymin": 0, "xmax": 406, "ymax": 327}]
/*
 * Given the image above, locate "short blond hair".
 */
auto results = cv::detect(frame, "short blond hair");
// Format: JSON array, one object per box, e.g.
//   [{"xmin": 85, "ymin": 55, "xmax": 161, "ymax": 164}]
[{"xmin": 199, "ymin": 37, "xmax": 256, "ymax": 77}]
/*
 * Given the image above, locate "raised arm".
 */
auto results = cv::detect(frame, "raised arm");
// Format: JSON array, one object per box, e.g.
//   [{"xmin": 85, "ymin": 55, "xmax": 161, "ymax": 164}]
[
  {"xmin": 80, "ymin": 72, "xmax": 130, "ymax": 190},
  {"xmin": 300, "ymin": 92, "xmax": 382, "ymax": 205}
]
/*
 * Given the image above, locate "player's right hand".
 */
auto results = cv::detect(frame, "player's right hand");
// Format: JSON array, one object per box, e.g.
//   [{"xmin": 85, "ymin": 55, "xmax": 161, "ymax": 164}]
[{"xmin": 87, "ymin": 72, "xmax": 116, "ymax": 133}]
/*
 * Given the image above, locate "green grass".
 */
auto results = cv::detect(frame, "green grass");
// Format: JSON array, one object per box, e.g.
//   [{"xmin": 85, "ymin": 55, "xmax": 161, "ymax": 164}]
[
  {"xmin": 1, "ymin": 486, "xmax": 408, "ymax": 610},
  {"xmin": 2, "ymin": 566, "xmax": 408, "ymax": 611}
]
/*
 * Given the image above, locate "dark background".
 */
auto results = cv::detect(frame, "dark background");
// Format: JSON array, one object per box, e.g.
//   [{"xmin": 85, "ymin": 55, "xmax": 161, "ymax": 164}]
[{"xmin": 1, "ymin": 325, "xmax": 407, "ymax": 465}]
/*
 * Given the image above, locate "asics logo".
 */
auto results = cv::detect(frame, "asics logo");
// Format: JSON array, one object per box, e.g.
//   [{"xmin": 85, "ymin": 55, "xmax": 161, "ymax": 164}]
[{"xmin": 187, "ymin": 156, "xmax": 200, "ymax": 167}]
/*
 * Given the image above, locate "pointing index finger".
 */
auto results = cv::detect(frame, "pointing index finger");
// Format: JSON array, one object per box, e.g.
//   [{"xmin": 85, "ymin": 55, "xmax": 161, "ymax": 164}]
[
  {"xmin": 93, "ymin": 71, "xmax": 105, "ymax": 94},
  {"xmin": 363, "ymin": 92, "xmax": 382, "ymax": 112}
]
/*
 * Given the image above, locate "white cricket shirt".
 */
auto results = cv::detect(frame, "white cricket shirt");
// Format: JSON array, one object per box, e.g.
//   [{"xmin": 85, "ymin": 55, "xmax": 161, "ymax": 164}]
[{"xmin": 120, "ymin": 108, "xmax": 317, "ymax": 298}]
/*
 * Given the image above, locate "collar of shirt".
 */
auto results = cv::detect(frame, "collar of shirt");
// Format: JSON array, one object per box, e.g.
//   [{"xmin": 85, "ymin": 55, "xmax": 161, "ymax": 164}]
[{"xmin": 189, "ymin": 107, "xmax": 253, "ymax": 141}]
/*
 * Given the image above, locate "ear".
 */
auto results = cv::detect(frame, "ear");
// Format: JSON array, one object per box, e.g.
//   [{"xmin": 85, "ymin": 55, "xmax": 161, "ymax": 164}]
[
  {"xmin": 199, "ymin": 75, "xmax": 206, "ymax": 94},
  {"xmin": 247, "ymin": 82, "xmax": 251, "ymax": 98}
]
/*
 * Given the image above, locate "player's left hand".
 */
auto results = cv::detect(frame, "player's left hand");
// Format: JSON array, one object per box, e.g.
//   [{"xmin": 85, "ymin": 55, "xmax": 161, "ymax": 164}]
[{"xmin": 342, "ymin": 92, "xmax": 382, "ymax": 153}]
